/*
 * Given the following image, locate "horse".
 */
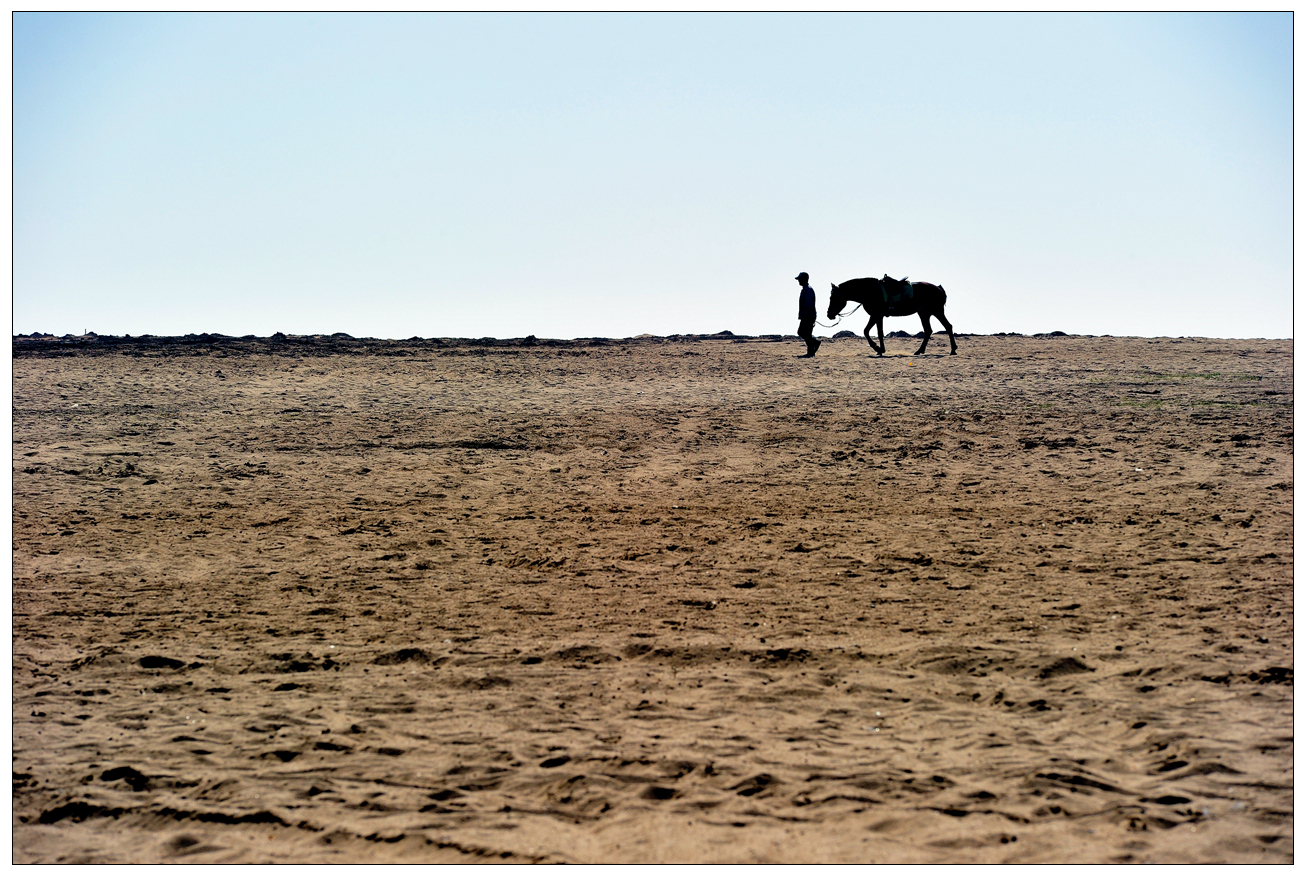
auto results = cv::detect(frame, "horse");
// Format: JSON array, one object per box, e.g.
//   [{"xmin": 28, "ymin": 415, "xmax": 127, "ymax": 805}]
[{"xmin": 827, "ymin": 275, "xmax": 957, "ymax": 356}]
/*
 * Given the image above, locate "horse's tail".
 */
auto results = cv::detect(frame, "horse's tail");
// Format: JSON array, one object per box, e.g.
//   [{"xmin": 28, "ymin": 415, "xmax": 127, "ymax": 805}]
[{"xmin": 937, "ymin": 285, "xmax": 947, "ymax": 307}]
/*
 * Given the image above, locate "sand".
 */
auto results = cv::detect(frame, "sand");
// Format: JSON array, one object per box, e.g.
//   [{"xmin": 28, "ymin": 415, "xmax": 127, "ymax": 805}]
[{"xmin": 11, "ymin": 331, "xmax": 1293, "ymax": 864}]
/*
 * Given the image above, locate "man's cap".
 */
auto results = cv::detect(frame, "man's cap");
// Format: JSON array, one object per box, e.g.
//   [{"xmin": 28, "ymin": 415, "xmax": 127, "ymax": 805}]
[{"xmin": 795, "ymin": 272, "xmax": 809, "ymax": 282}]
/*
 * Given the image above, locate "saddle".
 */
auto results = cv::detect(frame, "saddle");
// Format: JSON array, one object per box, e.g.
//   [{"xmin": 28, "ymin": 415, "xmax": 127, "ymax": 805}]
[{"xmin": 881, "ymin": 276, "xmax": 914, "ymax": 307}]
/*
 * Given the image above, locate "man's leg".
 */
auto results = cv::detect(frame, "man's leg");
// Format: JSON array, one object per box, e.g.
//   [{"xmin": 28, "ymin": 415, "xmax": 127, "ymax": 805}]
[{"xmin": 799, "ymin": 321, "xmax": 818, "ymax": 357}]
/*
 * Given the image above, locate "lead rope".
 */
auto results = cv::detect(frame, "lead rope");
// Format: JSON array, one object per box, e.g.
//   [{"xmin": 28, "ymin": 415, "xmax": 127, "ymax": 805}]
[{"xmin": 815, "ymin": 302, "xmax": 863, "ymax": 328}]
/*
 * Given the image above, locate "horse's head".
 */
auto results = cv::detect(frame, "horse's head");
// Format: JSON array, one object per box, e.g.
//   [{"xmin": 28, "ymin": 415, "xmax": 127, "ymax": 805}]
[{"xmin": 827, "ymin": 283, "xmax": 846, "ymax": 321}]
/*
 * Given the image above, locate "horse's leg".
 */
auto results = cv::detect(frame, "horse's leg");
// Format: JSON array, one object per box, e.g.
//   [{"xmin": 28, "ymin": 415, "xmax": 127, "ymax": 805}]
[
  {"xmin": 935, "ymin": 306, "xmax": 958, "ymax": 355},
  {"xmin": 864, "ymin": 316, "xmax": 883, "ymax": 356},
  {"xmin": 914, "ymin": 312, "xmax": 932, "ymax": 355}
]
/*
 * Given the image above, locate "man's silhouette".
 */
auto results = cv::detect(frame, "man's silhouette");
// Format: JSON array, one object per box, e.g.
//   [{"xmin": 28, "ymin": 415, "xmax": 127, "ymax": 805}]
[{"xmin": 796, "ymin": 272, "xmax": 820, "ymax": 358}]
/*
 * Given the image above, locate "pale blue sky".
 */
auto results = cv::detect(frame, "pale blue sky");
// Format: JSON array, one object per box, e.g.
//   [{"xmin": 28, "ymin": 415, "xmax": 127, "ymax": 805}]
[{"xmin": 13, "ymin": 12, "xmax": 1293, "ymax": 339}]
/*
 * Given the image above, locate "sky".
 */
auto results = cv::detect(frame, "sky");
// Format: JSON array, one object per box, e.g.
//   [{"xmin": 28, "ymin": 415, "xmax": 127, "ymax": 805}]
[{"xmin": 12, "ymin": 12, "xmax": 1294, "ymax": 340}]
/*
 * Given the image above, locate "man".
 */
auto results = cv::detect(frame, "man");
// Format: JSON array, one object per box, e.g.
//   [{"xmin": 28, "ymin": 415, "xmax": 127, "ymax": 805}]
[{"xmin": 795, "ymin": 272, "xmax": 820, "ymax": 358}]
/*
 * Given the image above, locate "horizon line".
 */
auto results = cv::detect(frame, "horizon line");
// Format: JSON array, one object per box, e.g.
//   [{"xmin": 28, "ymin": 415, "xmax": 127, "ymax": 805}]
[{"xmin": 12, "ymin": 331, "xmax": 1295, "ymax": 344}]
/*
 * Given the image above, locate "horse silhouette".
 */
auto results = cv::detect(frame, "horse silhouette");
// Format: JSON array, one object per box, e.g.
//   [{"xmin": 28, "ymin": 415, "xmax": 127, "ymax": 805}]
[{"xmin": 827, "ymin": 275, "xmax": 957, "ymax": 356}]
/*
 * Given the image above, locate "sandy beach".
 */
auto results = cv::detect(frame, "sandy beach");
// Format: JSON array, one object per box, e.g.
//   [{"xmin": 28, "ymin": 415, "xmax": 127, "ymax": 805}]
[{"xmin": 11, "ymin": 331, "xmax": 1293, "ymax": 863}]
